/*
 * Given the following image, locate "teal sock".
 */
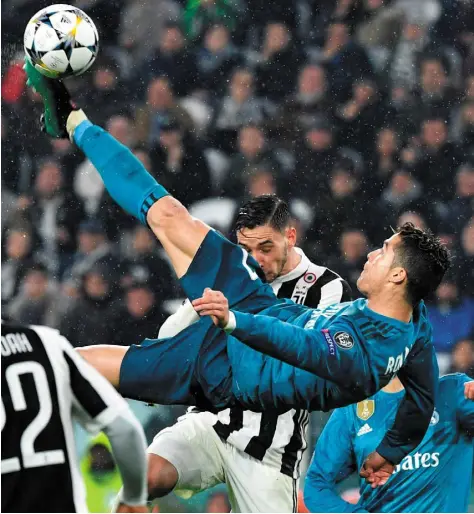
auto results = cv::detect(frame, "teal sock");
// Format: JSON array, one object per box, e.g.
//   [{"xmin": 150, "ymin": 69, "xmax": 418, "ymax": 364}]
[{"xmin": 74, "ymin": 121, "xmax": 169, "ymax": 224}]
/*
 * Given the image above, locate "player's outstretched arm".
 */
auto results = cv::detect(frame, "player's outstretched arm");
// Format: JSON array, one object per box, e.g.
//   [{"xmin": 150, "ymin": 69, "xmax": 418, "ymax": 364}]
[
  {"xmin": 24, "ymin": 61, "xmax": 210, "ymax": 278},
  {"xmin": 305, "ymin": 410, "xmax": 367, "ymax": 513},
  {"xmin": 375, "ymin": 341, "xmax": 438, "ymax": 466},
  {"xmin": 193, "ymin": 289, "xmax": 367, "ymax": 386}
]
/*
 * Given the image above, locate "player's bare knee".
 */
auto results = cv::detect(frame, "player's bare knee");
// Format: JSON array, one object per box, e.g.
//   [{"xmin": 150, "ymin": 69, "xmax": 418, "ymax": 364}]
[
  {"xmin": 76, "ymin": 346, "xmax": 94, "ymax": 363},
  {"xmin": 76, "ymin": 346, "xmax": 105, "ymax": 375},
  {"xmin": 76, "ymin": 345, "xmax": 125, "ymax": 387},
  {"xmin": 147, "ymin": 454, "xmax": 179, "ymax": 498},
  {"xmin": 147, "ymin": 196, "xmax": 189, "ymax": 232}
]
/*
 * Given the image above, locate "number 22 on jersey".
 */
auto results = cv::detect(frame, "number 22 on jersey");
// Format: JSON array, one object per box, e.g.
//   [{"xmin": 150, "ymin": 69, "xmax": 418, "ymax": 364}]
[{"xmin": 1, "ymin": 361, "xmax": 65, "ymax": 473}]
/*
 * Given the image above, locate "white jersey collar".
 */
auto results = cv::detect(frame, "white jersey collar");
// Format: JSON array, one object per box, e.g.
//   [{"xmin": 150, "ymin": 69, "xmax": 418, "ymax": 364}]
[{"xmin": 271, "ymin": 247, "xmax": 312, "ymax": 287}]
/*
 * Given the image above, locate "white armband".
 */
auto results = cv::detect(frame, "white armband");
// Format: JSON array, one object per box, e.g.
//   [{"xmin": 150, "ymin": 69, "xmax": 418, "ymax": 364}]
[{"xmin": 224, "ymin": 311, "xmax": 237, "ymax": 334}]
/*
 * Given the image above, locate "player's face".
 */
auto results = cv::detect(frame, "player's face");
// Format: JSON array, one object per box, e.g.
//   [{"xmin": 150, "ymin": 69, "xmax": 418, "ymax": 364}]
[
  {"xmin": 237, "ymin": 224, "xmax": 295, "ymax": 282},
  {"xmin": 356, "ymin": 234, "xmax": 401, "ymax": 296}
]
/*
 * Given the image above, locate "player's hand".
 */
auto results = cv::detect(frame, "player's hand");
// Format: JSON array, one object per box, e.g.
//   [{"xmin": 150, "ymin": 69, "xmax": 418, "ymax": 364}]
[
  {"xmin": 359, "ymin": 451, "xmax": 394, "ymax": 488},
  {"xmin": 464, "ymin": 380, "xmax": 474, "ymax": 400},
  {"xmin": 115, "ymin": 503, "xmax": 148, "ymax": 513},
  {"xmin": 192, "ymin": 288, "xmax": 230, "ymax": 328}
]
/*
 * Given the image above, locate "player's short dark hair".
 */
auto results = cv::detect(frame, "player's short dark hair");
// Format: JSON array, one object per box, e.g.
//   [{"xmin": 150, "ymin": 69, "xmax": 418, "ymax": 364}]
[
  {"xmin": 235, "ymin": 195, "xmax": 291, "ymax": 233},
  {"xmin": 394, "ymin": 222, "xmax": 451, "ymax": 306}
]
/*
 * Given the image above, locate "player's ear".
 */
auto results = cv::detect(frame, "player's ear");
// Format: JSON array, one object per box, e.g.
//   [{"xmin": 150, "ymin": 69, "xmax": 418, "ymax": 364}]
[
  {"xmin": 285, "ymin": 226, "xmax": 297, "ymax": 247},
  {"xmin": 389, "ymin": 267, "xmax": 407, "ymax": 285}
]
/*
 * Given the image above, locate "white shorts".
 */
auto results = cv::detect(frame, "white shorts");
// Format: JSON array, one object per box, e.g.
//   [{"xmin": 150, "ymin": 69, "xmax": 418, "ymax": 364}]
[{"xmin": 148, "ymin": 412, "xmax": 298, "ymax": 513}]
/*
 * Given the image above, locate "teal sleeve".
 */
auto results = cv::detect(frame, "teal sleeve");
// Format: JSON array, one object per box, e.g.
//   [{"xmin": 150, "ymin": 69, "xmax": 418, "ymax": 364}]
[
  {"xmin": 377, "ymin": 341, "xmax": 438, "ymax": 464},
  {"xmin": 231, "ymin": 311, "xmax": 369, "ymax": 386},
  {"xmin": 305, "ymin": 409, "xmax": 367, "ymax": 513},
  {"xmin": 456, "ymin": 374, "xmax": 474, "ymax": 435},
  {"xmin": 73, "ymin": 121, "xmax": 169, "ymax": 224}
]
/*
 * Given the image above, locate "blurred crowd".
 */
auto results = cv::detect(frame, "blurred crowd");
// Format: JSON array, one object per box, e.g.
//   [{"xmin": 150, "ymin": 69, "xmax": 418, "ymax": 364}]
[{"xmin": 2, "ymin": 0, "xmax": 474, "ymax": 509}]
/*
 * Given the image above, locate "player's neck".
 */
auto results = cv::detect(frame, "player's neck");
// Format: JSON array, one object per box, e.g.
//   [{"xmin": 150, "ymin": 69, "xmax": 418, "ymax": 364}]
[
  {"xmin": 367, "ymin": 293, "xmax": 412, "ymax": 323},
  {"xmin": 281, "ymin": 248, "xmax": 302, "ymax": 276},
  {"xmin": 382, "ymin": 376, "xmax": 404, "ymax": 393}
]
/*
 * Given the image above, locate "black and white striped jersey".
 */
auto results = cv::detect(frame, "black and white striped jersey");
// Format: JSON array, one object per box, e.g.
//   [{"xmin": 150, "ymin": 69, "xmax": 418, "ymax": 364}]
[
  {"xmin": 1, "ymin": 321, "xmax": 131, "ymax": 513},
  {"xmin": 212, "ymin": 248, "xmax": 352, "ymax": 478}
]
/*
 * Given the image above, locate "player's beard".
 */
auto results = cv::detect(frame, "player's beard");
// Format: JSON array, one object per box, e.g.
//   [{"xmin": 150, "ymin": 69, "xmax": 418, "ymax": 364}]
[{"xmin": 272, "ymin": 241, "xmax": 289, "ymax": 282}]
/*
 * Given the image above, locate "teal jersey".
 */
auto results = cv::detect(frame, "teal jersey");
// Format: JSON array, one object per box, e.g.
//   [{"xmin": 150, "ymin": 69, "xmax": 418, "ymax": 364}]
[
  {"xmin": 305, "ymin": 374, "xmax": 474, "ymax": 513},
  {"xmin": 229, "ymin": 298, "xmax": 438, "ymax": 463}
]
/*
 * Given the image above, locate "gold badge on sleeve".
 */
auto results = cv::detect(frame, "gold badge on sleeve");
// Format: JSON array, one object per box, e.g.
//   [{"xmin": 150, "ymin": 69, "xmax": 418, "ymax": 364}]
[{"xmin": 357, "ymin": 399, "xmax": 375, "ymax": 420}]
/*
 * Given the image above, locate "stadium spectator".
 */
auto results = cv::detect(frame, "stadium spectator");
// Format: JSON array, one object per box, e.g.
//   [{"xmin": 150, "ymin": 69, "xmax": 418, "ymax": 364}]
[
  {"xmin": 59, "ymin": 263, "xmax": 120, "ymax": 348},
  {"xmin": 223, "ymin": 125, "xmax": 283, "ymax": 198},
  {"xmin": 123, "ymin": 224, "xmax": 179, "ymax": 299},
  {"xmin": 243, "ymin": 0, "xmax": 298, "ymax": 41},
  {"xmin": 406, "ymin": 116, "xmax": 461, "ymax": 203},
  {"xmin": 118, "ymin": 0, "xmax": 182, "ymax": 62},
  {"xmin": 325, "ymin": 229, "xmax": 370, "ymax": 296},
  {"xmin": 414, "ymin": 54, "xmax": 459, "ymax": 121},
  {"xmin": 183, "ymin": 0, "xmax": 241, "ymax": 43},
  {"xmin": 2, "ymin": 54, "xmax": 27, "ymax": 105},
  {"xmin": 388, "ymin": 20, "xmax": 433, "ymax": 91},
  {"xmin": 255, "ymin": 21, "xmax": 301, "ymax": 102},
  {"xmin": 1, "ymin": 185, "xmax": 17, "ymax": 232},
  {"xmin": 211, "ymin": 67, "xmax": 275, "ymax": 153},
  {"xmin": 272, "ymin": 63, "xmax": 332, "ymax": 146},
  {"xmin": 149, "ymin": 118, "xmax": 212, "ymax": 205},
  {"xmin": 81, "ymin": 55, "xmax": 132, "ymax": 126},
  {"xmin": 1, "ymin": 224, "xmax": 36, "ymax": 305},
  {"xmin": 369, "ymin": 169, "xmax": 423, "ymax": 242},
  {"xmin": 112, "ymin": 279, "xmax": 167, "ymax": 346},
  {"xmin": 431, "ymin": 0, "xmax": 474, "ymax": 49},
  {"xmin": 135, "ymin": 77, "xmax": 194, "ymax": 146},
  {"xmin": 6, "ymin": 262, "xmax": 59, "ymax": 327},
  {"xmin": 49, "ymin": 138, "xmax": 83, "ymax": 191},
  {"xmin": 292, "ymin": 116, "xmax": 339, "ymax": 201},
  {"xmin": 449, "ymin": 337, "xmax": 474, "ymax": 378},
  {"xmin": 318, "ymin": 20, "xmax": 373, "ymax": 103},
  {"xmin": 366, "ymin": 126, "xmax": 401, "ymax": 196},
  {"xmin": 13, "ymin": 83, "xmax": 53, "ymax": 163},
  {"xmin": 134, "ymin": 23, "xmax": 197, "ymax": 98},
  {"xmin": 355, "ymin": 0, "xmax": 404, "ymax": 54},
  {"xmin": 1, "ymin": 110, "xmax": 23, "ymax": 192},
  {"xmin": 336, "ymin": 77, "xmax": 386, "ymax": 158},
  {"xmin": 195, "ymin": 24, "xmax": 242, "ymax": 98},
  {"xmin": 309, "ymin": 158, "xmax": 365, "ymax": 253},
  {"xmin": 458, "ymin": 217, "xmax": 474, "ymax": 296},
  {"xmin": 465, "ymin": 75, "xmax": 474, "ymax": 102},
  {"xmin": 428, "ymin": 273, "xmax": 474, "ymax": 353},
  {"xmin": 455, "ymin": 100, "xmax": 474, "ymax": 157},
  {"xmin": 386, "ymin": 84, "xmax": 419, "ymax": 135},
  {"xmin": 18, "ymin": 158, "xmax": 85, "ymax": 275},
  {"xmin": 64, "ymin": 219, "xmax": 121, "ymax": 282},
  {"xmin": 396, "ymin": 210, "xmax": 430, "ymax": 232},
  {"xmin": 445, "ymin": 163, "xmax": 474, "ymax": 232}
]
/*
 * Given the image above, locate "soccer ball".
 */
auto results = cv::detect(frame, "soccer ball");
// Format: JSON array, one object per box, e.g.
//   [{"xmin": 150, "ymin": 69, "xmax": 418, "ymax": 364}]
[{"xmin": 24, "ymin": 4, "xmax": 99, "ymax": 79}]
